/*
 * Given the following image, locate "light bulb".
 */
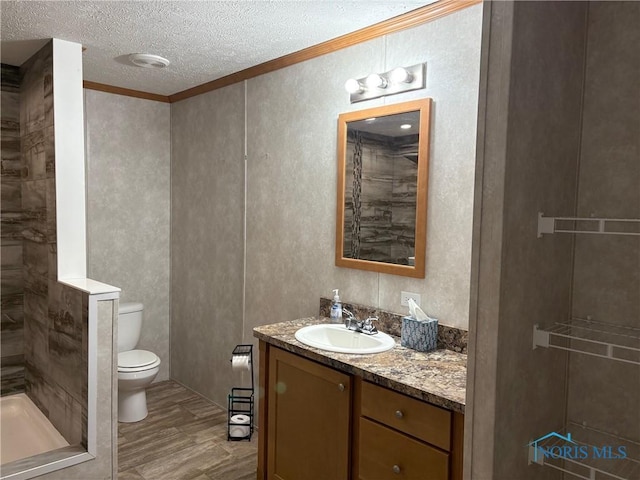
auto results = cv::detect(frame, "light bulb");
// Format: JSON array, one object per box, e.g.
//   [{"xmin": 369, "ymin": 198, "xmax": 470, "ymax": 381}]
[
  {"xmin": 365, "ymin": 73, "xmax": 387, "ymax": 89},
  {"xmin": 390, "ymin": 67, "xmax": 413, "ymax": 84},
  {"xmin": 344, "ymin": 78, "xmax": 363, "ymax": 94},
  {"xmin": 344, "ymin": 78, "xmax": 365, "ymax": 93}
]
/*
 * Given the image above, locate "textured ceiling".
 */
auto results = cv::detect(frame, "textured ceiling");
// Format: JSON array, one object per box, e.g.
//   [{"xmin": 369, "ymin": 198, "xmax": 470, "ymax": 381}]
[{"xmin": 0, "ymin": 1, "xmax": 435, "ymax": 96}]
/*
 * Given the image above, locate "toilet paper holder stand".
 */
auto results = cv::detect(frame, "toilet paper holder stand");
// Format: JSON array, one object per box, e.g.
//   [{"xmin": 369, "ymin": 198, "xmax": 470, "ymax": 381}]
[{"xmin": 228, "ymin": 344, "xmax": 254, "ymax": 441}]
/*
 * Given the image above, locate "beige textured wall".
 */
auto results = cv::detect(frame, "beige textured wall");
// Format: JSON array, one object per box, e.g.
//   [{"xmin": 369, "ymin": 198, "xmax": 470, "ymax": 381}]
[
  {"xmin": 169, "ymin": 5, "xmax": 483, "ymax": 407},
  {"xmin": 467, "ymin": 2, "xmax": 588, "ymax": 479},
  {"xmin": 85, "ymin": 90, "xmax": 171, "ymax": 381},
  {"xmin": 567, "ymin": 1, "xmax": 640, "ymax": 443},
  {"xmin": 244, "ymin": 4, "xmax": 482, "ymax": 334},
  {"xmin": 170, "ymin": 83, "xmax": 246, "ymax": 405}
]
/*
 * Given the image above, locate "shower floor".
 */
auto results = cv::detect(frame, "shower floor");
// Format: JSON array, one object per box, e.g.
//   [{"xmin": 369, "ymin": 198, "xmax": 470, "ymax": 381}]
[{"xmin": 0, "ymin": 393, "xmax": 69, "ymax": 464}]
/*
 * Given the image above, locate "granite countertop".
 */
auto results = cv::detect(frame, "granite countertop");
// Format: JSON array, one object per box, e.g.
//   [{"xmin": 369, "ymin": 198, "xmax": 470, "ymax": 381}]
[{"xmin": 253, "ymin": 317, "xmax": 467, "ymax": 414}]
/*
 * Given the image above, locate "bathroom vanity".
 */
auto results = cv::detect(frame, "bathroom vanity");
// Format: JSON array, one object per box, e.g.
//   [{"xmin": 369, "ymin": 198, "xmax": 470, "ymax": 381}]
[{"xmin": 254, "ymin": 318, "xmax": 467, "ymax": 480}]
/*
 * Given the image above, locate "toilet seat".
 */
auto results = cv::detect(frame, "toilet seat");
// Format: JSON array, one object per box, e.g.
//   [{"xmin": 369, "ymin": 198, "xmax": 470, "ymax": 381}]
[{"xmin": 118, "ymin": 350, "xmax": 160, "ymax": 372}]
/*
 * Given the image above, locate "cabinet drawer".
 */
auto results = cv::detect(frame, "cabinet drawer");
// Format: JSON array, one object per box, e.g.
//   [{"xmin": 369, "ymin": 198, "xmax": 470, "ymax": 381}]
[
  {"xmin": 359, "ymin": 417, "xmax": 449, "ymax": 480},
  {"xmin": 361, "ymin": 381, "xmax": 451, "ymax": 451}
]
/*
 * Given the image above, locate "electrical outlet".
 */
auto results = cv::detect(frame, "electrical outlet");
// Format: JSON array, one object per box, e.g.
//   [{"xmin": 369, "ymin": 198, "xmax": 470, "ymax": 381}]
[{"xmin": 400, "ymin": 291, "xmax": 421, "ymax": 307}]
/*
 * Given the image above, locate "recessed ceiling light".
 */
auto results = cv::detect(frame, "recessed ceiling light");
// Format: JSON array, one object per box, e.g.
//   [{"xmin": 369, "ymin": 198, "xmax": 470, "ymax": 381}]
[{"xmin": 128, "ymin": 53, "xmax": 170, "ymax": 69}]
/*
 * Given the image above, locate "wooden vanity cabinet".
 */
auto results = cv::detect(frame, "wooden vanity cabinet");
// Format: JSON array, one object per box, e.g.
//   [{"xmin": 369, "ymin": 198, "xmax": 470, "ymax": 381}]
[
  {"xmin": 259, "ymin": 344, "xmax": 352, "ymax": 480},
  {"xmin": 258, "ymin": 342, "xmax": 464, "ymax": 480}
]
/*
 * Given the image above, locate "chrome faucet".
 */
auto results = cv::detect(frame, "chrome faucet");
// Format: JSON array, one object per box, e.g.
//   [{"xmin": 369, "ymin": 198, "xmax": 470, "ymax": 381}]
[
  {"xmin": 343, "ymin": 308, "xmax": 357, "ymax": 330},
  {"xmin": 342, "ymin": 309, "xmax": 378, "ymax": 335},
  {"xmin": 360, "ymin": 317, "xmax": 379, "ymax": 335}
]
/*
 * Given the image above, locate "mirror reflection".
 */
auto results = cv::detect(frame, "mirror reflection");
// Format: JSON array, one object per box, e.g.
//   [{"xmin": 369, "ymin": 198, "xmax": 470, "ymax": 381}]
[
  {"xmin": 336, "ymin": 99, "xmax": 431, "ymax": 278},
  {"xmin": 343, "ymin": 111, "xmax": 420, "ymax": 265}
]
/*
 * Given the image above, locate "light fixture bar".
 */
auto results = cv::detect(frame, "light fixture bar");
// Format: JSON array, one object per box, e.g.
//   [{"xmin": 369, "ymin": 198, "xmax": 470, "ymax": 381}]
[{"xmin": 348, "ymin": 63, "xmax": 426, "ymax": 103}]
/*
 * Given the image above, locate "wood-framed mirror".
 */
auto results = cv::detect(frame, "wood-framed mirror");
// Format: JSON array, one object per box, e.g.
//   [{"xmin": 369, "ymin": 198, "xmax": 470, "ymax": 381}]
[{"xmin": 335, "ymin": 98, "xmax": 431, "ymax": 278}]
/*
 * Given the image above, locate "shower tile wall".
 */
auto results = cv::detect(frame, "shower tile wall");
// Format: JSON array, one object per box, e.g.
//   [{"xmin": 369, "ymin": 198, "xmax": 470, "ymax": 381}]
[
  {"xmin": 390, "ymin": 155, "xmax": 418, "ymax": 262},
  {"xmin": 26, "ymin": 285, "xmax": 89, "ymax": 447},
  {"xmin": 20, "ymin": 41, "xmax": 88, "ymax": 446},
  {"xmin": 29, "ymin": 298, "xmax": 118, "ymax": 480},
  {"xmin": 344, "ymin": 138, "xmax": 392, "ymax": 261},
  {"xmin": 1, "ymin": 64, "xmax": 24, "ymax": 396},
  {"xmin": 344, "ymin": 138, "xmax": 417, "ymax": 264}
]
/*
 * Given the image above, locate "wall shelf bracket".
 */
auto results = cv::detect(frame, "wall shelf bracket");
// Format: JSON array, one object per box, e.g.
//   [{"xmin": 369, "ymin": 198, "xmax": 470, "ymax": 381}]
[
  {"xmin": 537, "ymin": 212, "xmax": 640, "ymax": 238},
  {"xmin": 532, "ymin": 318, "xmax": 640, "ymax": 365},
  {"xmin": 532, "ymin": 324, "xmax": 549, "ymax": 349}
]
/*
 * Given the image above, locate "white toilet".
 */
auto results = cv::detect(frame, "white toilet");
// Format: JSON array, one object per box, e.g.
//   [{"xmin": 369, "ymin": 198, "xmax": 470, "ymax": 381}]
[{"xmin": 117, "ymin": 302, "xmax": 161, "ymax": 423}]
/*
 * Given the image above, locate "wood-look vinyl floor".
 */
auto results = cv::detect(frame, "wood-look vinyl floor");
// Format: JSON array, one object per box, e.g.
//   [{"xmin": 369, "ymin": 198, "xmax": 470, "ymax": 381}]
[{"xmin": 118, "ymin": 381, "xmax": 257, "ymax": 480}]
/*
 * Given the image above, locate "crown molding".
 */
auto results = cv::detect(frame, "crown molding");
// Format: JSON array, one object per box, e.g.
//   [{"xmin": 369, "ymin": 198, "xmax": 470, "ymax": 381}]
[{"xmin": 83, "ymin": 81, "xmax": 171, "ymax": 103}]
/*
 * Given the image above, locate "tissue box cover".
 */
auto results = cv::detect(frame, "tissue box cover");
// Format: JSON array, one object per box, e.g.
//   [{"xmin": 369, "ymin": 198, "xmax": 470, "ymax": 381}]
[{"xmin": 401, "ymin": 316, "xmax": 438, "ymax": 352}]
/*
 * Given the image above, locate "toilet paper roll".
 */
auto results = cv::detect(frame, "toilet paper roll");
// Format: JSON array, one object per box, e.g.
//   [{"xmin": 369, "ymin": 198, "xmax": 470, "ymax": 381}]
[
  {"xmin": 229, "ymin": 424, "xmax": 250, "ymax": 438},
  {"xmin": 230, "ymin": 414, "xmax": 250, "ymax": 425},
  {"xmin": 229, "ymin": 414, "xmax": 251, "ymax": 438},
  {"xmin": 231, "ymin": 355, "xmax": 250, "ymax": 371}
]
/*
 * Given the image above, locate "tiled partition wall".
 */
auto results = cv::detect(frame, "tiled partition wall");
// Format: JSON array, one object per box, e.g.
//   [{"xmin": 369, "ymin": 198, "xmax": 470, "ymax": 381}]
[
  {"xmin": 1, "ymin": 64, "xmax": 24, "ymax": 395},
  {"xmin": 21, "ymin": 41, "xmax": 88, "ymax": 446}
]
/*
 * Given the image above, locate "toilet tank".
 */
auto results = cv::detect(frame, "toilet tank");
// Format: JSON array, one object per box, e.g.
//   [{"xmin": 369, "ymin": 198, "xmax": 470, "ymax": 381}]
[{"xmin": 118, "ymin": 302, "xmax": 144, "ymax": 353}]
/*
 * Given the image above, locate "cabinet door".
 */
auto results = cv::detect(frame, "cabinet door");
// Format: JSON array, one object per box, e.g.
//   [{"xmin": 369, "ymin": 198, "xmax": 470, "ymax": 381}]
[{"xmin": 267, "ymin": 347, "xmax": 351, "ymax": 480}]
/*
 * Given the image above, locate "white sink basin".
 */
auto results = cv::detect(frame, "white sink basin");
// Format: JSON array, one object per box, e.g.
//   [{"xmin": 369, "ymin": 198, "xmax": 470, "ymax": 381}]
[{"xmin": 294, "ymin": 324, "xmax": 395, "ymax": 354}]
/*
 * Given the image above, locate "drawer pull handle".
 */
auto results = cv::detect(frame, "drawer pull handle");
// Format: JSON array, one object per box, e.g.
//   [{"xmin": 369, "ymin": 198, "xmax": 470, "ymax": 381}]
[
  {"xmin": 338, "ymin": 383, "xmax": 345, "ymax": 392},
  {"xmin": 392, "ymin": 465, "xmax": 401, "ymax": 474},
  {"xmin": 395, "ymin": 410, "xmax": 404, "ymax": 419}
]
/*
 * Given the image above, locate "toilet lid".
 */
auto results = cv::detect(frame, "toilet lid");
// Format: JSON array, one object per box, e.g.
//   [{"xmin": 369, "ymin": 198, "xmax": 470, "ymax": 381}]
[{"xmin": 119, "ymin": 350, "xmax": 158, "ymax": 368}]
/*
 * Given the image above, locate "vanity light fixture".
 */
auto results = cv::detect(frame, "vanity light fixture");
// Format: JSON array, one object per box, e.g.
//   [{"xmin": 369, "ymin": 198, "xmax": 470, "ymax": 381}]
[{"xmin": 345, "ymin": 63, "xmax": 426, "ymax": 104}]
